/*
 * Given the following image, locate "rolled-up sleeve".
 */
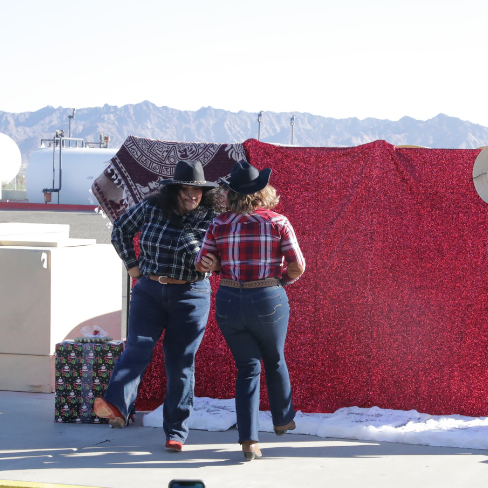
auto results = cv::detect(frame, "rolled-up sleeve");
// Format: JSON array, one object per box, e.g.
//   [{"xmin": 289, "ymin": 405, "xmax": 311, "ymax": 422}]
[
  {"xmin": 111, "ymin": 201, "xmax": 146, "ymax": 270},
  {"xmin": 280, "ymin": 218, "xmax": 306, "ymax": 286},
  {"xmin": 195, "ymin": 221, "xmax": 219, "ymax": 263}
]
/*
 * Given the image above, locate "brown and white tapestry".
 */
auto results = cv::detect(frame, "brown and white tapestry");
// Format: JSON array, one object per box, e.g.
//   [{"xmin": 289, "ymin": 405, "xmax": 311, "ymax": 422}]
[{"xmin": 92, "ymin": 135, "xmax": 246, "ymax": 221}]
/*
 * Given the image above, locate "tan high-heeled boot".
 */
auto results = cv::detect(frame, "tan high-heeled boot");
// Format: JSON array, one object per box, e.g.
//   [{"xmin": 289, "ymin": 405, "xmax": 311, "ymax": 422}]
[
  {"xmin": 241, "ymin": 440, "xmax": 262, "ymax": 461},
  {"xmin": 273, "ymin": 419, "xmax": 296, "ymax": 436}
]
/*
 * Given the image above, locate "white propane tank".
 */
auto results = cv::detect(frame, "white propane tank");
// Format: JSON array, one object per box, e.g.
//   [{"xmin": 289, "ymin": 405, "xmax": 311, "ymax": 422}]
[
  {"xmin": 0, "ymin": 133, "xmax": 22, "ymax": 185},
  {"xmin": 26, "ymin": 147, "xmax": 117, "ymax": 205}
]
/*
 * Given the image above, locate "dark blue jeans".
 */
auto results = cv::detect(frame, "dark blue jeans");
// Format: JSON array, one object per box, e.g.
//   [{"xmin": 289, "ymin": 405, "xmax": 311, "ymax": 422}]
[
  {"xmin": 104, "ymin": 276, "xmax": 210, "ymax": 443},
  {"xmin": 215, "ymin": 284, "xmax": 295, "ymax": 443}
]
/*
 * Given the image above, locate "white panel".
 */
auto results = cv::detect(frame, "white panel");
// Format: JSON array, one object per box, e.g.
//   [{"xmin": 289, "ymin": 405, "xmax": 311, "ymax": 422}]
[
  {"xmin": 0, "ymin": 247, "xmax": 52, "ymax": 356},
  {"xmin": 49, "ymin": 244, "xmax": 123, "ymax": 351},
  {"xmin": 0, "ymin": 243, "xmax": 122, "ymax": 359},
  {"xmin": 0, "ymin": 354, "xmax": 54, "ymax": 393}
]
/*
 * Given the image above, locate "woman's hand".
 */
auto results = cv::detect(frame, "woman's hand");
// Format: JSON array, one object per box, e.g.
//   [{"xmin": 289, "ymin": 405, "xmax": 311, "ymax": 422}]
[
  {"xmin": 128, "ymin": 265, "xmax": 143, "ymax": 279},
  {"xmin": 281, "ymin": 261, "xmax": 305, "ymax": 286},
  {"xmin": 197, "ymin": 253, "xmax": 221, "ymax": 272},
  {"xmin": 285, "ymin": 262, "xmax": 304, "ymax": 279}
]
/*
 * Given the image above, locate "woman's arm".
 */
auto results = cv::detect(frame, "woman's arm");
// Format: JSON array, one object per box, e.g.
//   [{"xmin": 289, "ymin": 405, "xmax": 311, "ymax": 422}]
[
  {"xmin": 111, "ymin": 201, "xmax": 146, "ymax": 271},
  {"xmin": 280, "ymin": 216, "xmax": 306, "ymax": 286},
  {"xmin": 195, "ymin": 222, "xmax": 220, "ymax": 273}
]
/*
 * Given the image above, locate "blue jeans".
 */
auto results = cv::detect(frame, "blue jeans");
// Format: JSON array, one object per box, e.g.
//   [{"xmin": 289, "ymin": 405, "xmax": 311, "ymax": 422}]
[
  {"xmin": 215, "ymin": 284, "xmax": 295, "ymax": 443},
  {"xmin": 104, "ymin": 276, "xmax": 210, "ymax": 443}
]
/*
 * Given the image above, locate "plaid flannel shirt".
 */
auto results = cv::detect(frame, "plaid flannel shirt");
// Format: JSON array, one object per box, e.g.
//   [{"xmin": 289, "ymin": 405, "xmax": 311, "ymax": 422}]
[
  {"xmin": 196, "ymin": 208, "xmax": 306, "ymax": 286},
  {"xmin": 111, "ymin": 199, "xmax": 218, "ymax": 282}
]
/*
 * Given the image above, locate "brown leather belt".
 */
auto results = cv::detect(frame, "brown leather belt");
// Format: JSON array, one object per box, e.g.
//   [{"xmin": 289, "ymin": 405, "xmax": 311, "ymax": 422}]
[
  {"xmin": 220, "ymin": 278, "xmax": 280, "ymax": 289},
  {"xmin": 149, "ymin": 275, "xmax": 189, "ymax": 285}
]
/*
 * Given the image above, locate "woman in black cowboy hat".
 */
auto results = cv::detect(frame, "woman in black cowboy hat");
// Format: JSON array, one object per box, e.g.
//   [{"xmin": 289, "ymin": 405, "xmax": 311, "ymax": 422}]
[
  {"xmin": 95, "ymin": 160, "xmax": 223, "ymax": 452},
  {"xmin": 196, "ymin": 161, "xmax": 306, "ymax": 461}
]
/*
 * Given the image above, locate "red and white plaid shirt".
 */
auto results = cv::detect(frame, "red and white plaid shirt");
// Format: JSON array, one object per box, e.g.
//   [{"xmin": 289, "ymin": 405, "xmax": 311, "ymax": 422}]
[{"xmin": 196, "ymin": 208, "xmax": 305, "ymax": 286}]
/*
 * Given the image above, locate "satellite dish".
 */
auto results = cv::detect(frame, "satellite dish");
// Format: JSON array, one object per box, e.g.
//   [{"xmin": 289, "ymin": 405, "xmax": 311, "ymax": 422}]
[
  {"xmin": 0, "ymin": 133, "xmax": 22, "ymax": 185},
  {"xmin": 473, "ymin": 147, "xmax": 488, "ymax": 204}
]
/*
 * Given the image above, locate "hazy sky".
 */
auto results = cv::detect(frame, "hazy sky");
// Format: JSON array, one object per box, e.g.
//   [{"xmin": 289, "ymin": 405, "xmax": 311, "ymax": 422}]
[{"xmin": 1, "ymin": 0, "xmax": 486, "ymax": 126}]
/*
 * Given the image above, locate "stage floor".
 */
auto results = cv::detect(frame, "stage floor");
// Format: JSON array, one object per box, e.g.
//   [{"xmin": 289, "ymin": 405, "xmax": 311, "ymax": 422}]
[
  {"xmin": 1, "ymin": 391, "xmax": 488, "ymax": 488},
  {"xmin": 0, "ymin": 208, "xmax": 112, "ymax": 245}
]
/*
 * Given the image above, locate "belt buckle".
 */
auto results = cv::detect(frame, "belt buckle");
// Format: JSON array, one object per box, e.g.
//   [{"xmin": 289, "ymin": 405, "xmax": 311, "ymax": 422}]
[{"xmin": 158, "ymin": 276, "xmax": 168, "ymax": 285}]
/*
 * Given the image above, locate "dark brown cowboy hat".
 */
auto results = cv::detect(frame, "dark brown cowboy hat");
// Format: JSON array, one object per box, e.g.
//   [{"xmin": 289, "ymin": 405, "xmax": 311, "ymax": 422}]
[
  {"xmin": 219, "ymin": 161, "xmax": 271, "ymax": 195},
  {"xmin": 159, "ymin": 160, "xmax": 218, "ymax": 188}
]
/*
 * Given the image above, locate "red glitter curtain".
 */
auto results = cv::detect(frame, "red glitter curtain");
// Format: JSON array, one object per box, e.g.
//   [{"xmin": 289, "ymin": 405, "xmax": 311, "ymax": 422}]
[{"xmin": 136, "ymin": 139, "xmax": 488, "ymax": 417}]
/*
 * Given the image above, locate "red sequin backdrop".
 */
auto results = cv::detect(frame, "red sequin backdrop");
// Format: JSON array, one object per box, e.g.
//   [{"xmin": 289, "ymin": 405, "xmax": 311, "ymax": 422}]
[{"xmin": 136, "ymin": 139, "xmax": 488, "ymax": 417}]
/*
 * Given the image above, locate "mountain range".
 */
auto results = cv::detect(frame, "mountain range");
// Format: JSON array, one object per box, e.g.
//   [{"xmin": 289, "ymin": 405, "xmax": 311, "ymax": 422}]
[{"xmin": 1, "ymin": 101, "xmax": 488, "ymax": 168}]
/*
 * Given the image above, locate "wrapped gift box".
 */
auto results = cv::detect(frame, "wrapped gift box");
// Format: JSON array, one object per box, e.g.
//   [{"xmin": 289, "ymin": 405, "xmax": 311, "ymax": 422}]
[{"xmin": 54, "ymin": 340, "xmax": 125, "ymax": 424}]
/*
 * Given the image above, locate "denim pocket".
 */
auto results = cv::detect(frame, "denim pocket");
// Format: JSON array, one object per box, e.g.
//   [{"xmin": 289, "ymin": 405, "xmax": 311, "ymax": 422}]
[
  {"xmin": 132, "ymin": 275, "xmax": 148, "ymax": 290},
  {"xmin": 216, "ymin": 297, "xmax": 232, "ymax": 320},
  {"xmin": 252, "ymin": 293, "xmax": 284, "ymax": 324}
]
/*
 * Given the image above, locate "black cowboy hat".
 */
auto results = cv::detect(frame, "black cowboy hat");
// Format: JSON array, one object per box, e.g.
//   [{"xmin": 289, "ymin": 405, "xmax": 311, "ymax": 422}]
[
  {"xmin": 219, "ymin": 161, "xmax": 271, "ymax": 195},
  {"xmin": 159, "ymin": 160, "xmax": 218, "ymax": 188}
]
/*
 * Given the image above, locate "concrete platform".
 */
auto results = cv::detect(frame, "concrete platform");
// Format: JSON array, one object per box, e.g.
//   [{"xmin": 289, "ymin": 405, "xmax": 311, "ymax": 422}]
[
  {"xmin": 2, "ymin": 392, "xmax": 488, "ymax": 488},
  {"xmin": 0, "ymin": 210, "xmax": 112, "ymax": 245}
]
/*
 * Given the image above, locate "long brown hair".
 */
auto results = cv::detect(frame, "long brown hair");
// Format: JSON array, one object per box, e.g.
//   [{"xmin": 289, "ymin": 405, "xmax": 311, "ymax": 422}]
[
  {"xmin": 147, "ymin": 185, "xmax": 226, "ymax": 217},
  {"xmin": 226, "ymin": 185, "xmax": 280, "ymax": 214}
]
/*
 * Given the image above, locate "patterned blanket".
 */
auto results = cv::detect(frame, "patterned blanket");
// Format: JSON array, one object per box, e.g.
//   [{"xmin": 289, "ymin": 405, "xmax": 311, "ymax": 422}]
[{"xmin": 91, "ymin": 136, "xmax": 247, "ymax": 221}]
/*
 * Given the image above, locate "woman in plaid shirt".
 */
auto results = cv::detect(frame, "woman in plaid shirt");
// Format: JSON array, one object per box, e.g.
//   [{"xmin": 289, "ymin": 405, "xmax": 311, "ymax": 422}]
[
  {"xmin": 196, "ymin": 161, "xmax": 306, "ymax": 461},
  {"xmin": 94, "ymin": 160, "xmax": 221, "ymax": 453}
]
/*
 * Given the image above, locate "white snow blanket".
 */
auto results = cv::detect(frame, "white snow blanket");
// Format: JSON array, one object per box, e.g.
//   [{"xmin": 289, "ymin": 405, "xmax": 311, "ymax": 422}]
[
  {"xmin": 143, "ymin": 398, "xmax": 488, "ymax": 450},
  {"xmin": 143, "ymin": 397, "xmax": 238, "ymax": 432}
]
